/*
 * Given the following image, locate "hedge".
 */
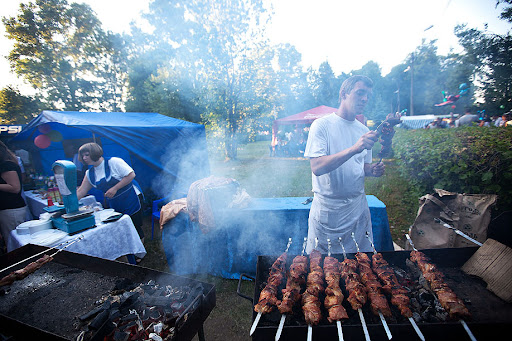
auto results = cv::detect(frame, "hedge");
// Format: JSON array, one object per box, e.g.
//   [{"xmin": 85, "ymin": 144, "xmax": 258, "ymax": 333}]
[{"xmin": 392, "ymin": 126, "xmax": 512, "ymax": 212}]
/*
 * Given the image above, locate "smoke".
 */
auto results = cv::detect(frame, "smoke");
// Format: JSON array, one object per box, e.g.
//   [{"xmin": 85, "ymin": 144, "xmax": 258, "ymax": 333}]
[{"xmin": 158, "ymin": 134, "xmax": 312, "ymax": 278}]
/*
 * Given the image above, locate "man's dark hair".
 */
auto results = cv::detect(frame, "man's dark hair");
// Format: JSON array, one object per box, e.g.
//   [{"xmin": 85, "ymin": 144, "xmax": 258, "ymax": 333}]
[{"xmin": 339, "ymin": 75, "xmax": 373, "ymax": 103}]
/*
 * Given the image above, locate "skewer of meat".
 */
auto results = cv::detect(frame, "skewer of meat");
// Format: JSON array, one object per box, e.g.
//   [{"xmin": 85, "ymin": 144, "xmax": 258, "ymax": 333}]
[
  {"xmin": 303, "ymin": 238, "xmax": 324, "ymax": 341},
  {"xmin": 406, "ymin": 234, "xmax": 477, "ymax": 341},
  {"xmin": 351, "ymin": 232, "xmax": 393, "ymax": 340},
  {"xmin": 365, "ymin": 232, "xmax": 425, "ymax": 341},
  {"xmin": 275, "ymin": 237, "xmax": 308, "ymax": 341},
  {"xmin": 0, "ymin": 235, "xmax": 84, "ymax": 288},
  {"xmin": 338, "ymin": 237, "xmax": 371, "ymax": 341},
  {"xmin": 325, "ymin": 239, "xmax": 348, "ymax": 341},
  {"xmin": 250, "ymin": 238, "xmax": 292, "ymax": 336}
]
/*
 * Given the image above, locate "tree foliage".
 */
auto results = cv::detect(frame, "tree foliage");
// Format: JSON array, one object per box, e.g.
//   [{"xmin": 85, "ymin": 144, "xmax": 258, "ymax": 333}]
[
  {"xmin": 455, "ymin": 24, "xmax": 512, "ymax": 113},
  {"xmin": 3, "ymin": 0, "xmax": 127, "ymax": 111},
  {"xmin": 0, "ymin": 86, "xmax": 40, "ymax": 124}
]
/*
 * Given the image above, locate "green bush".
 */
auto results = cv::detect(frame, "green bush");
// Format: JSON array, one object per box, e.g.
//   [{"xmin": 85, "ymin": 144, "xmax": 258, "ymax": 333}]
[{"xmin": 393, "ymin": 127, "xmax": 512, "ymax": 211}]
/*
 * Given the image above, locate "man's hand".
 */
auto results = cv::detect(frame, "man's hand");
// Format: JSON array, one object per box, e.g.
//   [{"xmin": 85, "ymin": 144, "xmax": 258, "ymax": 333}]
[
  {"xmin": 365, "ymin": 161, "xmax": 385, "ymax": 177},
  {"xmin": 353, "ymin": 131, "xmax": 378, "ymax": 154}
]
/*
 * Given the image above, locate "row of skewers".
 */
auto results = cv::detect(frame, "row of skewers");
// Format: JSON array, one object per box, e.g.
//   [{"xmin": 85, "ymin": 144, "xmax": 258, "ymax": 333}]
[{"xmin": 251, "ymin": 234, "xmax": 476, "ymax": 341}]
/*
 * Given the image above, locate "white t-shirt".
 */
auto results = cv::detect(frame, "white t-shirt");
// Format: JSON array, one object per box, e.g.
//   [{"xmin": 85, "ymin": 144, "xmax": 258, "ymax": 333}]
[
  {"xmin": 305, "ymin": 113, "xmax": 372, "ymax": 200},
  {"xmin": 85, "ymin": 157, "xmax": 140, "ymax": 195}
]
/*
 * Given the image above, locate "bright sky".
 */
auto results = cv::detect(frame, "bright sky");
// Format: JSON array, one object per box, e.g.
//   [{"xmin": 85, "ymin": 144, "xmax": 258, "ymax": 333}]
[{"xmin": 0, "ymin": 0, "xmax": 510, "ymax": 93}]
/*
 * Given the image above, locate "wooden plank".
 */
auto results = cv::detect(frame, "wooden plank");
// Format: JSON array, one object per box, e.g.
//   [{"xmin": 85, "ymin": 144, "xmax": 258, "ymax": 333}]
[{"xmin": 462, "ymin": 239, "xmax": 512, "ymax": 302}]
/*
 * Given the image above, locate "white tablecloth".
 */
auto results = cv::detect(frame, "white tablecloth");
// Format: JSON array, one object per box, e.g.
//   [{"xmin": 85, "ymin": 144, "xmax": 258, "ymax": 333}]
[{"xmin": 8, "ymin": 215, "xmax": 146, "ymax": 260}]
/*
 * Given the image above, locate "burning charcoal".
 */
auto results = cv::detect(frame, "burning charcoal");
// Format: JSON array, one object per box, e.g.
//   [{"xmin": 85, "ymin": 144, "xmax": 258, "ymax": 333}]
[
  {"xmin": 144, "ymin": 295, "xmax": 172, "ymax": 307},
  {"xmin": 142, "ymin": 307, "xmax": 152, "ymax": 320},
  {"xmin": 148, "ymin": 333, "xmax": 163, "ymax": 341},
  {"xmin": 170, "ymin": 302, "xmax": 184, "ymax": 312},
  {"xmin": 119, "ymin": 321, "xmax": 136, "ymax": 331},
  {"xmin": 418, "ymin": 289, "xmax": 434, "ymax": 304},
  {"xmin": 121, "ymin": 313, "xmax": 138, "ymax": 322},
  {"xmin": 113, "ymin": 331, "xmax": 130, "ymax": 341},
  {"xmin": 149, "ymin": 309, "xmax": 161, "ymax": 320},
  {"xmin": 80, "ymin": 299, "xmax": 113, "ymax": 321},
  {"xmin": 119, "ymin": 292, "xmax": 140, "ymax": 310},
  {"xmin": 89, "ymin": 309, "xmax": 109, "ymax": 330},
  {"xmin": 412, "ymin": 311, "xmax": 422, "ymax": 323},
  {"xmin": 109, "ymin": 309, "xmax": 121, "ymax": 321},
  {"xmin": 112, "ymin": 278, "xmax": 137, "ymax": 295}
]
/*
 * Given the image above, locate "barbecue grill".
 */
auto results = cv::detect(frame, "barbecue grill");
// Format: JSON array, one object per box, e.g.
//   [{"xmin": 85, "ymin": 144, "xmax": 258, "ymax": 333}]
[
  {"xmin": 237, "ymin": 247, "xmax": 512, "ymax": 340},
  {"xmin": 0, "ymin": 244, "xmax": 215, "ymax": 341}
]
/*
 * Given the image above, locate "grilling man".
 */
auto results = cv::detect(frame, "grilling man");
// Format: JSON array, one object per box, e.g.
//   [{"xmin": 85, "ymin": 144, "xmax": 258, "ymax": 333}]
[{"xmin": 304, "ymin": 75, "xmax": 384, "ymax": 254}]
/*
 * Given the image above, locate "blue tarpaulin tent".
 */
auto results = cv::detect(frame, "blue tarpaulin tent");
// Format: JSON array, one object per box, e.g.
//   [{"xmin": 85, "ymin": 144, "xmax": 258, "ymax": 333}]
[{"xmin": 12, "ymin": 111, "xmax": 210, "ymax": 198}]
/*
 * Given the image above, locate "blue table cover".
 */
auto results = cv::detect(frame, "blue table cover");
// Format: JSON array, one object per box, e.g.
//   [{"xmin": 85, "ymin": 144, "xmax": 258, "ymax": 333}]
[{"xmin": 162, "ymin": 196, "xmax": 393, "ymax": 279}]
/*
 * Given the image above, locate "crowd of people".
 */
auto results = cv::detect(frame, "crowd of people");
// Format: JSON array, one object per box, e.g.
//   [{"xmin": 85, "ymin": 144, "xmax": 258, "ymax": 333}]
[
  {"xmin": 426, "ymin": 109, "xmax": 512, "ymax": 129},
  {"xmin": 271, "ymin": 126, "xmax": 309, "ymax": 157}
]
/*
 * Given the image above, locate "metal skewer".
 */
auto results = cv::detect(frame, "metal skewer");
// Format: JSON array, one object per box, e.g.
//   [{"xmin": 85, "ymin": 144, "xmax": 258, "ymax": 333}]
[
  {"xmin": 434, "ymin": 218, "xmax": 483, "ymax": 246},
  {"xmin": 365, "ymin": 233, "xmax": 425, "ymax": 341},
  {"xmin": 406, "ymin": 234, "xmax": 477, "ymax": 341},
  {"xmin": 48, "ymin": 235, "xmax": 84, "ymax": 257},
  {"xmin": 275, "ymin": 237, "xmax": 306, "ymax": 341},
  {"xmin": 251, "ymin": 238, "xmax": 292, "ymax": 337},
  {"xmin": 460, "ymin": 320, "xmax": 477, "ymax": 341},
  {"xmin": 306, "ymin": 238, "xmax": 319, "ymax": 341},
  {"xmin": 352, "ymin": 233, "xmax": 392, "ymax": 340},
  {"xmin": 327, "ymin": 239, "xmax": 344, "ymax": 341},
  {"xmin": 0, "ymin": 238, "xmax": 78, "ymax": 275},
  {"xmin": 339, "ymin": 237, "xmax": 371, "ymax": 341}
]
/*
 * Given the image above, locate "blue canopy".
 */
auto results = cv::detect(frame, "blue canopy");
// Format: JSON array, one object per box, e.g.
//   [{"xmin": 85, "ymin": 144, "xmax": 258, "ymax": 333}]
[{"xmin": 12, "ymin": 111, "xmax": 210, "ymax": 198}]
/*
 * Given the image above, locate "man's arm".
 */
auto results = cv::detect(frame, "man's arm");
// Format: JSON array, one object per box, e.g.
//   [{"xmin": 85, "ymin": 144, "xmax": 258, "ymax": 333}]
[{"xmin": 310, "ymin": 131, "xmax": 379, "ymax": 176}]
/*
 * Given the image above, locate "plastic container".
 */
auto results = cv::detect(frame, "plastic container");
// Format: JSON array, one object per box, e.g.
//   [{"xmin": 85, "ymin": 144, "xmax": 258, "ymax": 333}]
[{"xmin": 16, "ymin": 220, "xmax": 53, "ymax": 235}]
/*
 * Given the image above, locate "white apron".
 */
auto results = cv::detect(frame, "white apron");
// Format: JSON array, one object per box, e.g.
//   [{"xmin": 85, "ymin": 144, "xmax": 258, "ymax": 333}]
[{"xmin": 306, "ymin": 192, "xmax": 373, "ymax": 254}]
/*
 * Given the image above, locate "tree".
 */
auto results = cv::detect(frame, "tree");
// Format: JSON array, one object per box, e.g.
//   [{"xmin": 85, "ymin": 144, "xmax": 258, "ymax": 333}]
[
  {"xmin": 139, "ymin": 0, "xmax": 273, "ymax": 159},
  {"xmin": 455, "ymin": 24, "xmax": 512, "ymax": 113},
  {"xmin": 3, "ymin": 0, "xmax": 128, "ymax": 111},
  {"xmin": 0, "ymin": 86, "xmax": 40, "ymax": 124}
]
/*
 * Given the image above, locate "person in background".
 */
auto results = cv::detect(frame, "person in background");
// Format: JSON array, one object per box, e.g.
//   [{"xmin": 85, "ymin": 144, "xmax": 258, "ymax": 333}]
[
  {"xmin": 0, "ymin": 141, "xmax": 29, "ymax": 251},
  {"xmin": 455, "ymin": 108, "xmax": 479, "ymax": 127},
  {"xmin": 76, "ymin": 143, "xmax": 145, "ymax": 242},
  {"xmin": 427, "ymin": 117, "xmax": 446, "ymax": 129},
  {"xmin": 304, "ymin": 75, "xmax": 384, "ymax": 254},
  {"xmin": 499, "ymin": 113, "xmax": 511, "ymax": 127}
]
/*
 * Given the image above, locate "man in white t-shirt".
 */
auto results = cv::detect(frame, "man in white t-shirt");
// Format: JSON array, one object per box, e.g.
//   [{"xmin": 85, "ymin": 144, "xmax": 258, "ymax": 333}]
[{"xmin": 304, "ymin": 75, "xmax": 384, "ymax": 254}]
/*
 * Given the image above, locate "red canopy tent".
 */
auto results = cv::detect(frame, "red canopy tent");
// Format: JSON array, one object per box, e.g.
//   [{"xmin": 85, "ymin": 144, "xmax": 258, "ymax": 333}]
[{"xmin": 271, "ymin": 105, "xmax": 337, "ymax": 146}]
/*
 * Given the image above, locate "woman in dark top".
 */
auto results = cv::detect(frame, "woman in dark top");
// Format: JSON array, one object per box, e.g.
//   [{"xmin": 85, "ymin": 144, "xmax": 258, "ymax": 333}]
[{"xmin": 0, "ymin": 141, "xmax": 29, "ymax": 249}]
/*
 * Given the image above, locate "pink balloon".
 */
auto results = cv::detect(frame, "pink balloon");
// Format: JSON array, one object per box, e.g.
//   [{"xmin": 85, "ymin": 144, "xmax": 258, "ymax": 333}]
[
  {"xmin": 38, "ymin": 124, "xmax": 52, "ymax": 134},
  {"xmin": 34, "ymin": 134, "xmax": 51, "ymax": 149}
]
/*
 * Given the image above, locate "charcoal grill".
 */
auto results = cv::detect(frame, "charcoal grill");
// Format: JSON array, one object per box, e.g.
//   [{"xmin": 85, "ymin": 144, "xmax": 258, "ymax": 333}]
[
  {"xmin": 237, "ymin": 247, "xmax": 512, "ymax": 340},
  {"xmin": 0, "ymin": 244, "xmax": 215, "ymax": 341}
]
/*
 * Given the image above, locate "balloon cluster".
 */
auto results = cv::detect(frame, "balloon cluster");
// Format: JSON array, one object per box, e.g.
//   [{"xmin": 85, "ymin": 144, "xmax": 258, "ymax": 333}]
[{"xmin": 33, "ymin": 123, "xmax": 63, "ymax": 149}]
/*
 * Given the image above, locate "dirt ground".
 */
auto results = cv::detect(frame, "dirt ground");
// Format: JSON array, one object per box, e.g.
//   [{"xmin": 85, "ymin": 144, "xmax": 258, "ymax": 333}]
[{"xmin": 138, "ymin": 215, "xmax": 253, "ymax": 341}]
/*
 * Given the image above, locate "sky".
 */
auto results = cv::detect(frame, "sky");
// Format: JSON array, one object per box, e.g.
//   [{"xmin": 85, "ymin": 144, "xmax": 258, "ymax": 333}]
[{"xmin": 0, "ymin": 0, "xmax": 510, "ymax": 94}]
